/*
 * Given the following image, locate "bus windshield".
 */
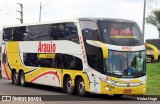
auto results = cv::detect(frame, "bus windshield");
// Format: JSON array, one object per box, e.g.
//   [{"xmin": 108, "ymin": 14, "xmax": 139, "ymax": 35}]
[
  {"xmin": 98, "ymin": 20, "xmax": 143, "ymax": 46},
  {"xmin": 104, "ymin": 51, "xmax": 146, "ymax": 78}
]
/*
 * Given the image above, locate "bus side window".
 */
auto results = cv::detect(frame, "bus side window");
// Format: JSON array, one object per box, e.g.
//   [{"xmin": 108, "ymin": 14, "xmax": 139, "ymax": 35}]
[
  {"xmin": 63, "ymin": 23, "xmax": 79, "ymax": 43},
  {"xmin": 23, "ymin": 53, "xmax": 82, "ymax": 70},
  {"xmin": 50, "ymin": 24, "xmax": 64, "ymax": 40},
  {"xmin": 13, "ymin": 27, "xmax": 26, "ymax": 41},
  {"xmin": 3, "ymin": 28, "xmax": 13, "ymax": 41},
  {"xmin": 80, "ymin": 21, "xmax": 100, "ymax": 41},
  {"xmin": 56, "ymin": 54, "xmax": 82, "ymax": 70},
  {"xmin": 87, "ymin": 54, "xmax": 103, "ymax": 72},
  {"xmin": 3, "ymin": 27, "xmax": 26, "ymax": 41},
  {"xmin": 50, "ymin": 23, "xmax": 79, "ymax": 43},
  {"xmin": 50, "ymin": 25, "xmax": 58, "ymax": 40},
  {"xmin": 37, "ymin": 24, "xmax": 51, "ymax": 41}
]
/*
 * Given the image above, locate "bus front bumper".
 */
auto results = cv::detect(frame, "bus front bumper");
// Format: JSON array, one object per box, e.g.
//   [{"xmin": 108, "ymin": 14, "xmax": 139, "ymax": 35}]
[{"xmin": 101, "ymin": 83, "xmax": 146, "ymax": 95}]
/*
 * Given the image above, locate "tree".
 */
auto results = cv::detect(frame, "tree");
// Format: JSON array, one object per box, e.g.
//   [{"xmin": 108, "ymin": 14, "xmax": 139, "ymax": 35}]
[{"xmin": 146, "ymin": 10, "xmax": 160, "ymax": 38}]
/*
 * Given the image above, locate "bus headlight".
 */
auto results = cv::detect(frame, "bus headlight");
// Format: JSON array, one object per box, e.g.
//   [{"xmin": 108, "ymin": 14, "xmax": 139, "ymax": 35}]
[
  {"xmin": 107, "ymin": 80, "xmax": 116, "ymax": 84},
  {"xmin": 106, "ymin": 87, "xmax": 110, "ymax": 91},
  {"xmin": 101, "ymin": 77, "xmax": 116, "ymax": 84}
]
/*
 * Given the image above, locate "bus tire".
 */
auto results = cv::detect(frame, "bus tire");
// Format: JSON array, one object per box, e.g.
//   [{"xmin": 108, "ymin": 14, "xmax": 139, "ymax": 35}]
[
  {"xmin": 77, "ymin": 78, "xmax": 87, "ymax": 96},
  {"xmin": 12, "ymin": 71, "xmax": 19, "ymax": 85},
  {"xmin": 20, "ymin": 71, "xmax": 26, "ymax": 87},
  {"xmin": 65, "ymin": 76, "xmax": 74, "ymax": 95}
]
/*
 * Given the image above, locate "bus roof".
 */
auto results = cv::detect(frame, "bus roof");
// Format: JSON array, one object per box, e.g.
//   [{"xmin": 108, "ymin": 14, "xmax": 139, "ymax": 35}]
[
  {"xmin": 79, "ymin": 18, "xmax": 135, "ymax": 23},
  {"xmin": 3, "ymin": 18, "xmax": 79, "ymax": 28},
  {"xmin": 3, "ymin": 18, "xmax": 136, "ymax": 28}
]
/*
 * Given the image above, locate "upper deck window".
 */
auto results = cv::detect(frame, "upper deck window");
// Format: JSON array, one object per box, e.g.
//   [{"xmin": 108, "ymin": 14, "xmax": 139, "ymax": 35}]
[
  {"xmin": 3, "ymin": 22, "xmax": 79, "ymax": 43},
  {"xmin": 80, "ymin": 21, "xmax": 100, "ymax": 41}
]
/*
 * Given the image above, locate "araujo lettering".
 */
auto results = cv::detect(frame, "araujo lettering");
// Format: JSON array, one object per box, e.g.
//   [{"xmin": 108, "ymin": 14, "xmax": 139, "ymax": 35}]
[{"xmin": 38, "ymin": 41, "xmax": 56, "ymax": 53}]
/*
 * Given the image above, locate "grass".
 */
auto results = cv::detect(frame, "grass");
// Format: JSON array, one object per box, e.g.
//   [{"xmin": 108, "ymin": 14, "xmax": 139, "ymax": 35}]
[{"xmin": 146, "ymin": 63, "xmax": 160, "ymax": 95}]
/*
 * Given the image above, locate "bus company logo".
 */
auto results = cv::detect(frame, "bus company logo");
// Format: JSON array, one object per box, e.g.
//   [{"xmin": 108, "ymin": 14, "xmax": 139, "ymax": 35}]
[
  {"xmin": 122, "ymin": 46, "xmax": 132, "ymax": 51},
  {"xmin": 38, "ymin": 41, "xmax": 56, "ymax": 53},
  {"xmin": 127, "ymin": 83, "xmax": 130, "ymax": 87}
]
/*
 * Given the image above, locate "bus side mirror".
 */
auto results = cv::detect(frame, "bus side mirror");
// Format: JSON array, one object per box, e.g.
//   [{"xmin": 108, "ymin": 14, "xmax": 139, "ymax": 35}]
[{"xmin": 145, "ymin": 43, "xmax": 159, "ymax": 60}]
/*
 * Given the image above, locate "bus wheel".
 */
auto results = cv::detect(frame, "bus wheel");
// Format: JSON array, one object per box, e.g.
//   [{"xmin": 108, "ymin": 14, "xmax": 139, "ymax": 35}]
[
  {"xmin": 20, "ymin": 71, "xmax": 26, "ymax": 87},
  {"xmin": 12, "ymin": 71, "xmax": 19, "ymax": 85},
  {"xmin": 77, "ymin": 78, "xmax": 86, "ymax": 96},
  {"xmin": 65, "ymin": 77, "xmax": 74, "ymax": 95}
]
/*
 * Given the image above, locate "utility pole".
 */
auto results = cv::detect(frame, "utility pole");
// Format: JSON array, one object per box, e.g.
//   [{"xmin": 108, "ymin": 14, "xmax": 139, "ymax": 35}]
[
  {"xmin": 39, "ymin": 0, "xmax": 53, "ymax": 22},
  {"xmin": 16, "ymin": 3, "xmax": 23, "ymax": 24},
  {"xmin": 39, "ymin": 2, "xmax": 42, "ymax": 22},
  {"xmin": 142, "ymin": 0, "xmax": 146, "ymax": 39}
]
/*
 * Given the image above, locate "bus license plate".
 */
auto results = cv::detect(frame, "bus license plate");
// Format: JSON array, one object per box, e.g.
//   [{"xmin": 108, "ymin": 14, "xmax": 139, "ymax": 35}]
[{"xmin": 124, "ymin": 89, "xmax": 132, "ymax": 93}]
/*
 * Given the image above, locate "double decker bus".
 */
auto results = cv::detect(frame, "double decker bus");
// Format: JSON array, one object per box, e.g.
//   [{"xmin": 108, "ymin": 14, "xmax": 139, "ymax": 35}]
[{"xmin": 1, "ymin": 18, "xmax": 157, "ymax": 96}]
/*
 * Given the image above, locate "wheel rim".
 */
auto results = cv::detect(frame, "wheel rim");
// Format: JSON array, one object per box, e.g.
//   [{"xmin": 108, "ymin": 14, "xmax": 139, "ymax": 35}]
[
  {"xmin": 78, "ymin": 81, "xmax": 85, "ymax": 94},
  {"xmin": 67, "ymin": 79, "xmax": 73, "ymax": 93}
]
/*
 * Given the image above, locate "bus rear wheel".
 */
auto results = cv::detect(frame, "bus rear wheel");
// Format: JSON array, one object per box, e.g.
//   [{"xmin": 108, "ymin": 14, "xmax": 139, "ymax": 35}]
[
  {"xmin": 65, "ymin": 77, "xmax": 74, "ymax": 95},
  {"xmin": 12, "ymin": 71, "xmax": 19, "ymax": 85},
  {"xmin": 77, "ymin": 78, "xmax": 87, "ymax": 96},
  {"xmin": 20, "ymin": 71, "xmax": 26, "ymax": 87}
]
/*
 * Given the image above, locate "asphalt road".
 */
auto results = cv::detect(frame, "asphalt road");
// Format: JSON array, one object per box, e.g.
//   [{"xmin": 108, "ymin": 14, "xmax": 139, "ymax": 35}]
[{"xmin": 0, "ymin": 78, "xmax": 159, "ymax": 104}]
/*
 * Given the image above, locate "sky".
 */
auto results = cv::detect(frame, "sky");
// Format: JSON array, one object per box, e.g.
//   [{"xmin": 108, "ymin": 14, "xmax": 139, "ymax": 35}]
[{"xmin": 0, "ymin": 0, "xmax": 159, "ymax": 40}]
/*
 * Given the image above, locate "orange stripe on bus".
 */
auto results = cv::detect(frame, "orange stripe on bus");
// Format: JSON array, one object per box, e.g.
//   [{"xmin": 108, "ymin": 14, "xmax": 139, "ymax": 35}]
[
  {"xmin": 30, "ymin": 71, "xmax": 60, "ymax": 85},
  {"xmin": 3, "ymin": 46, "xmax": 11, "ymax": 80}
]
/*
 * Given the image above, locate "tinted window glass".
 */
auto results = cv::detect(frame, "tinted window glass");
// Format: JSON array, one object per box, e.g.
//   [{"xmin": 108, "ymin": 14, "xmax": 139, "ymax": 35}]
[
  {"xmin": 49, "ymin": 22, "xmax": 79, "ymax": 43},
  {"xmin": 104, "ymin": 50, "xmax": 146, "ymax": 78},
  {"xmin": 80, "ymin": 21, "xmax": 100, "ymax": 41},
  {"xmin": 24, "ymin": 24, "xmax": 51, "ymax": 41},
  {"xmin": 3, "ymin": 28, "xmax": 12, "ymax": 41},
  {"xmin": 87, "ymin": 54, "xmax": 103, "ymax": 72},
  {"xmin": 23, "ymin": 53, "xmax": 82, "ymax": 70},
  {"xmin": 3, "ymin": 22, "xmax": 79, "ymax": 43},
  {"xmin": 98, "ymin": 20, "xmax": 143, "ymax": 46},
  {"xmin": 3, "ymin": 27, "xmax": 26, "ymax": 41}
]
